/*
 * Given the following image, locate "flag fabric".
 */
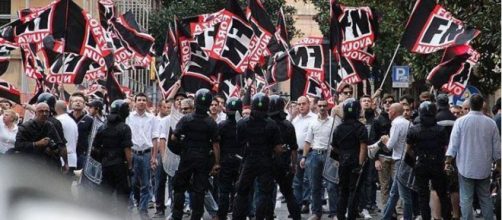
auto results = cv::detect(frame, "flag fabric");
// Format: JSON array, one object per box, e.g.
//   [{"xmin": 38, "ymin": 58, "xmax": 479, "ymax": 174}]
[
  {"xmin": 265, "ymin": 7, "xmax": 291, "ymax": 84},
  {"xmin": 0, "ymin": 79, "xmax": 21, "ymax": 104},
  {"xmin": 20, "ymin": 43, "xmax": 45, "ymax": 79},
  {"xmin": 290, "ymin": 64, "xmax": 334, "ymax": 106},
  {"xmin": 401, "ymin": 0, "xmax": 480, "ymax": 54},
  {"xmin": 246, "ymin": 0, "xmax": 276, "ymax": 70},
  {"xmin": 106, "ymin": 71, "xmax": 126, "ymax": 103},
  {"xmin": 111, "ymin": 11, "xmax": 154, "ymax": 59},
  {"xmin": 329, "ymin": 1, "xmax": 378, "ymax": 60},
  {"xmin": 98, "ymin": 0, "xmax": 116, "ymax": 32},
  {"xmin": 157, "ymin": 25, "xmax": 181, "ymax": 98},
  {"xmin": 427, "ymin": 45, "xmax": 479, "ymax": 95}
]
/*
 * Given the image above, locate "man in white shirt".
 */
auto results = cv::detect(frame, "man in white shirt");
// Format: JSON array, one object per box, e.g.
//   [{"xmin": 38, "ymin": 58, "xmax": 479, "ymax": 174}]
[
  {"xmin": 291, "ymin": 96, "xmax": 317, "ymax": 213},
  {"xmin": 381, "ymin": 103, "xmax": 413, "ymax": 220},
  {"xmin": 300, "ymin": 99, "xmax": 339, "ymax": 220},
  {"xmin": 126, "ymin": 93, "xmax": 159, "ymax": 219},
  {"xmin": 55, "ymin": 100, "xmax": 79, "ymax": 172}
]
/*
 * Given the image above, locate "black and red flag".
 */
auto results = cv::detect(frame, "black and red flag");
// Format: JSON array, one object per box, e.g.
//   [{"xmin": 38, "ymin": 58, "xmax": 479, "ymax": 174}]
[
  {"xmin": 401, "ymin": 0, "xmax": 480, "ymax": 54},
  {"xmin": 427, "ymin": 45, "xmax": 479, "ymax": 95},
  {"xmin": 98, "ymin": 0, "xmax": 116, "ymax": 32},
  {"xmin": 290, "ymin": 64, "xmax": 334, "ymax": 107},
  {"xmin": 0, "ymin": 79, "xmax": 21, "ymax": 104},
  {"xmin": 246, "ymin": 0, "xmax": 276, "ymax": 70},
  {"xmin": 157, "ymin": 24, "xmax": 181, "ymax": 98},
  {"xmin": 111, "ymin": 10, "xmax": 154, "ymax": 68},
  {"xmin": 266, "ymin": 7, "xmax": 291, "ymax": 84},
  {"xmin": 106, "ymin": 71, "xmax": 126, "ymax": 103},
  {"xmin": 329, "ymin": 0, "xmax": 378, "ymax": 62},
  {"xmin": 177, "ymin": 19, "xmax": 216, "ymax": 93}
]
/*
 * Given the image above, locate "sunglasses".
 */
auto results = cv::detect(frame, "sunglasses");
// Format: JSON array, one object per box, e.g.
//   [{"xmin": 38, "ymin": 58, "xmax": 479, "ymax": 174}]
[
  {"xmin": 384, "ymin": 100, "xmax": 394, "ymax": 104},
  {"xmin": 318, "ymin": 104, "xmax": 327, "ymax": 107},
  {"xmin": 342, "ymin": 91, "xmax": 353, "ymax": 95},
  {"xmin": 181, "ymin": 107, "xmax": 192, "ymax": 111}
]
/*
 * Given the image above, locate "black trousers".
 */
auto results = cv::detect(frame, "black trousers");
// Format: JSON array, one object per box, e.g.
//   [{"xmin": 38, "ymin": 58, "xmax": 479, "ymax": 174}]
[
  {"xmin": 172, "ymin": 154, "xmax": 210, "ymax": 220},
  {"xmin": 101, "ymin": 163, "xmax": 131, "ymax": 217},
  {"xmin": 217, "ymin": 155, "xmax": 241, "ymax": 220},
  {"xmin": 337, "ymin": 163, "xmax": 362, "ymax": 220},
  {"xmin": 232, "ymin": 156, "xmax": 274, "ymax": 220},
  {"xmin": 415, "ymin": 160, "xmax": 452, "ymax": 220},
  {"xmin": 155, "ymin": 158, "xmax": 168, "ymax": 212},
  {"xmin": 271, "ymin": 161, "xmax": 301, "ymax": 220}
]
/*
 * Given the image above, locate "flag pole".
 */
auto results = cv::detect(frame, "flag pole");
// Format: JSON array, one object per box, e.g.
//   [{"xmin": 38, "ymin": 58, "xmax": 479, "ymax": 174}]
[{"xmin": 378, "ymin": 43, "xmax": 400, "ymax": 91}]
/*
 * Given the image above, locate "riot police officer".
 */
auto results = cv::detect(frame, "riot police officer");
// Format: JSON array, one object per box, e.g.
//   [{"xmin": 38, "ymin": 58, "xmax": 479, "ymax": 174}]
[
  {"xmin": 406, "ymin": 101, "xmax": 451, "ymax": 220},
  {"xmin": 267, "ymin": 95, "xmax": 301, "ymax": 220},
  {"xmin": 217, "ymin": 97, "xmax": 243, "ymax": 220},
  {"xmin": 232, "ymin": 93, "xmax": 284, "ymax": 220},
  {"xmin": 92, "ymin": 99, "xmax": 133, "ymax": 217},
  {"xmin": 170, "ymin": 88, "xmax": 221, "ymax": 220},
  {"xmin": 331, "ymin": 99, "xmax": 368, "ymax": 220}
]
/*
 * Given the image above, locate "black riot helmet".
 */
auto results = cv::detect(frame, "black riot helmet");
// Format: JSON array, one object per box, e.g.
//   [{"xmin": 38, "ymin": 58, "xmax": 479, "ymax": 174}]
[
  {"xmin": 110, "ymin": 99, "xmax": 130, "ymax": 120},
  {"xmin": 195, "ymin": 88, "xmax": 213, "ymax": 112},
  {"xmin": 418, "ymin": 101, "xmax": 437, "ymax": 117},
  {"xmin": 37, "ymin": 92, "xmax": 56, "ymax": 113},
  {"xmin": 251, "ymin": 93, "xmax": 269, "ymax": 112},
  {"xmin": 268, "ymin": 95, "xmax": 285, "ymax": 116},
  {"xmin": 226, "ymin": 97, "xmax": 242, "ymax": 114},
  {"xmin": 343, "ymin": 98, "xmax": 361, "ymax": 120}
]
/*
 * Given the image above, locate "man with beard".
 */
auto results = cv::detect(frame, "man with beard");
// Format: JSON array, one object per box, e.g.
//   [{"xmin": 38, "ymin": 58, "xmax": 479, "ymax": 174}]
[
  {"xmin": 217, "ymin": 97, "xmax": 243, "ymax": 220},
  {"xmin": 15, "ymin": 102, "xmax": 68, "ymax": 173},
  {"xmin": 68, "ymin": 92, "xmax": 94, "ymax": 170}
]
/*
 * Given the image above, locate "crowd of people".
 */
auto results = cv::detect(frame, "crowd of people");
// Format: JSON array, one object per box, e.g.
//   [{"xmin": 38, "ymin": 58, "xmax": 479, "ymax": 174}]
[{"xmin": 0, "ymin": 81, "xmax": 500, "ymax": 220}]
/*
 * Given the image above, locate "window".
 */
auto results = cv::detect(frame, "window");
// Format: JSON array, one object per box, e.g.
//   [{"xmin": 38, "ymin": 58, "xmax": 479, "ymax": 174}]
[{"xmin": 0, "ymin": 0, "xmax": 10, "ymax": 26}]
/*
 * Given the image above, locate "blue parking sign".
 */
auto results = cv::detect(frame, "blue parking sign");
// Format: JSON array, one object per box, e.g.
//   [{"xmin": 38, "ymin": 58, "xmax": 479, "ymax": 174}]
[{"xmin": 392, "ymin": 66, "xmax": 410, "ymax": 88}]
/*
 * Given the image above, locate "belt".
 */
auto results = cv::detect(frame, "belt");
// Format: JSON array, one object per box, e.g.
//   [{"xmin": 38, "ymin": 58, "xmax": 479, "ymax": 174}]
[
  {"xmin": 312, "ymin": 149, "xmax": 328, "ymax": 154},
  {"xmin": 132, "ymin": 148, "xmax": 151, "ymax": 155},
  {"xmin": 417, "ymin": 154, "xmax": 443, "ymax": 161}
]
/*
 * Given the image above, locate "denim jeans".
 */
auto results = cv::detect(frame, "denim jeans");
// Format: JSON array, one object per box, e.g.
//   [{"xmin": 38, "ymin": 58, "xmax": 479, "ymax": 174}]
[
  {"xmin": 458, "ymin": 175, "xmax": 493, "ymax": 220},
  {"xmin": 131, "ymin": 151, "xmax": 152, "ymax": 214},
  {"xmin": 293, "ymin": 152, "xmax": 311, "ymax": 206},
  {"xmin": 382, "ymin": 160, "xmax": 413, "ymax": 220},
  {"xmin": 310, "ymin": 152, "xmax": 338, "ymax": 216}
]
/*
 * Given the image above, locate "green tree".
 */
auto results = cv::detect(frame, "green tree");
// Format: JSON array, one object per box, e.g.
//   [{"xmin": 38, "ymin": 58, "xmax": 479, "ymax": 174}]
[
  {"xmin": 149, "ymin": 0, "xmax": 300, "ymax": 53},
  {"xmin": 307, "ymin": 0, "xmax": 500, "ymax": 95}
]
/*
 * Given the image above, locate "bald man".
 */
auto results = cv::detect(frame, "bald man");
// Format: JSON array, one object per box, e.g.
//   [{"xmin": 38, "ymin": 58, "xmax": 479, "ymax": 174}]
[
  {"xmin": 291, "ymin": 96, "xmax": 317, "ymax": 212},
  {"xmin": 380, "ymin": 103, "xmax": 413, "ymax": 220},
  {"xmin": 15, "ymin": 103, "xmax": 69, "ymax": 173}
]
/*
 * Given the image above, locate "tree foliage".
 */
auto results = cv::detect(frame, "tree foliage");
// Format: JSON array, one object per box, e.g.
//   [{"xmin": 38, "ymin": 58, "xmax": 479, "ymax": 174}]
[
  {"xmin": 307, "ymin": 0, "xmax": 500, "ymax": 95},
  {"xmin": 149, "ymin": 0, "xmax": 300, "ymax": 54}
]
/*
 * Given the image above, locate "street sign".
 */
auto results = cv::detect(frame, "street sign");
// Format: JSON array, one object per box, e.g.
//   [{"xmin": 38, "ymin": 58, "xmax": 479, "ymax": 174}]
[
  {"xmin": 451, "ymin": 85, "xmax": 480, "ymax": 106},
  {"xmin": 392, "ymin": 66, "xmax": 410, "ymax": 88}
]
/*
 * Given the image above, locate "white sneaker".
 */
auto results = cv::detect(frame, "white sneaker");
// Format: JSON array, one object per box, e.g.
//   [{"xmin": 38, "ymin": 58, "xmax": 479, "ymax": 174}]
[{"xmin": 362, "ymin": 209, "xmax": 372, "ymax": 219}]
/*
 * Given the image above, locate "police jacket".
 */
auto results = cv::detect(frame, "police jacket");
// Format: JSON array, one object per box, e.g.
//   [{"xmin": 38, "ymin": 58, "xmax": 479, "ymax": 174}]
[
  {"xmin": 93, "ymin": 114, "xmax": 133, "ymax": 167},
  {"xmin": 369, "ymin": 111, "xmax": 392, "ymax": 159},
  {"xmin": 236, "ymin": 112, "xmax": 283, "ymax": 157},
  {"xmin": 406, "ymin": 120, "xmax": 449, "ymax": 161},
  {"xmin": 218, "ymin": 117, "xmax": 240, "ymax": 155},
  {"xmin": 271, "ymin": 114, "xmax": 298, "ymax": 164},
  {"xmin": 331, "ymin": 119, "xmax": 368, "ymax": 166},
  {"xmin": 173, "ymin": 112, "xmax": 219, "ymax": 155},
  {"xmin": 14, "ymin": 119, "xmax": 64, "ymax": 166}
]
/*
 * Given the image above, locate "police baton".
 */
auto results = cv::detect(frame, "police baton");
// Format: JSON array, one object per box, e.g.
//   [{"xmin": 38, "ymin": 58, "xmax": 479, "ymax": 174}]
[{"xmin": 347, "ymin": 159, "xmax": 367, "ymax": 211}]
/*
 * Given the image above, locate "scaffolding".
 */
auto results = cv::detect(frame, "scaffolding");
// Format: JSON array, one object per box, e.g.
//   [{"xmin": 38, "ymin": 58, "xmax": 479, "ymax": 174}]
[{"xmin": 114, "ymin": 0, "xmax": 157, "ymax": 98}]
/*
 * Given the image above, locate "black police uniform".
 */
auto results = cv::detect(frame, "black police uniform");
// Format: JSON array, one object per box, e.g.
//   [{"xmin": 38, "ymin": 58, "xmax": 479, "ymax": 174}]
[
  {"xmin": 171, "ymin": 111, "xmax": 219, "ymax": 220},
  {"xmin": 93, "ymin": 112, "xmax": 133, "ymax": 216},
  {"xmin": 269, "ymin": 113, "xmax": 302, "ymax": 220},
  {"xmin": 14, "ymin": 119, "xmax": 65, "ymax": 168},
  {"xmin": 217, "ymin": 115, "xmax": 242, "ymax": 219},
  {"xmin": 232, "ymin": 109, "xmax": 283, "ymax": 219},
  {"xmin": 332, "ymin": 101, "xmax": 368, "ymax": 220},
  {"xmin": 407, "ymin": 104, "xmax": 451, "ymax": 220}
]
